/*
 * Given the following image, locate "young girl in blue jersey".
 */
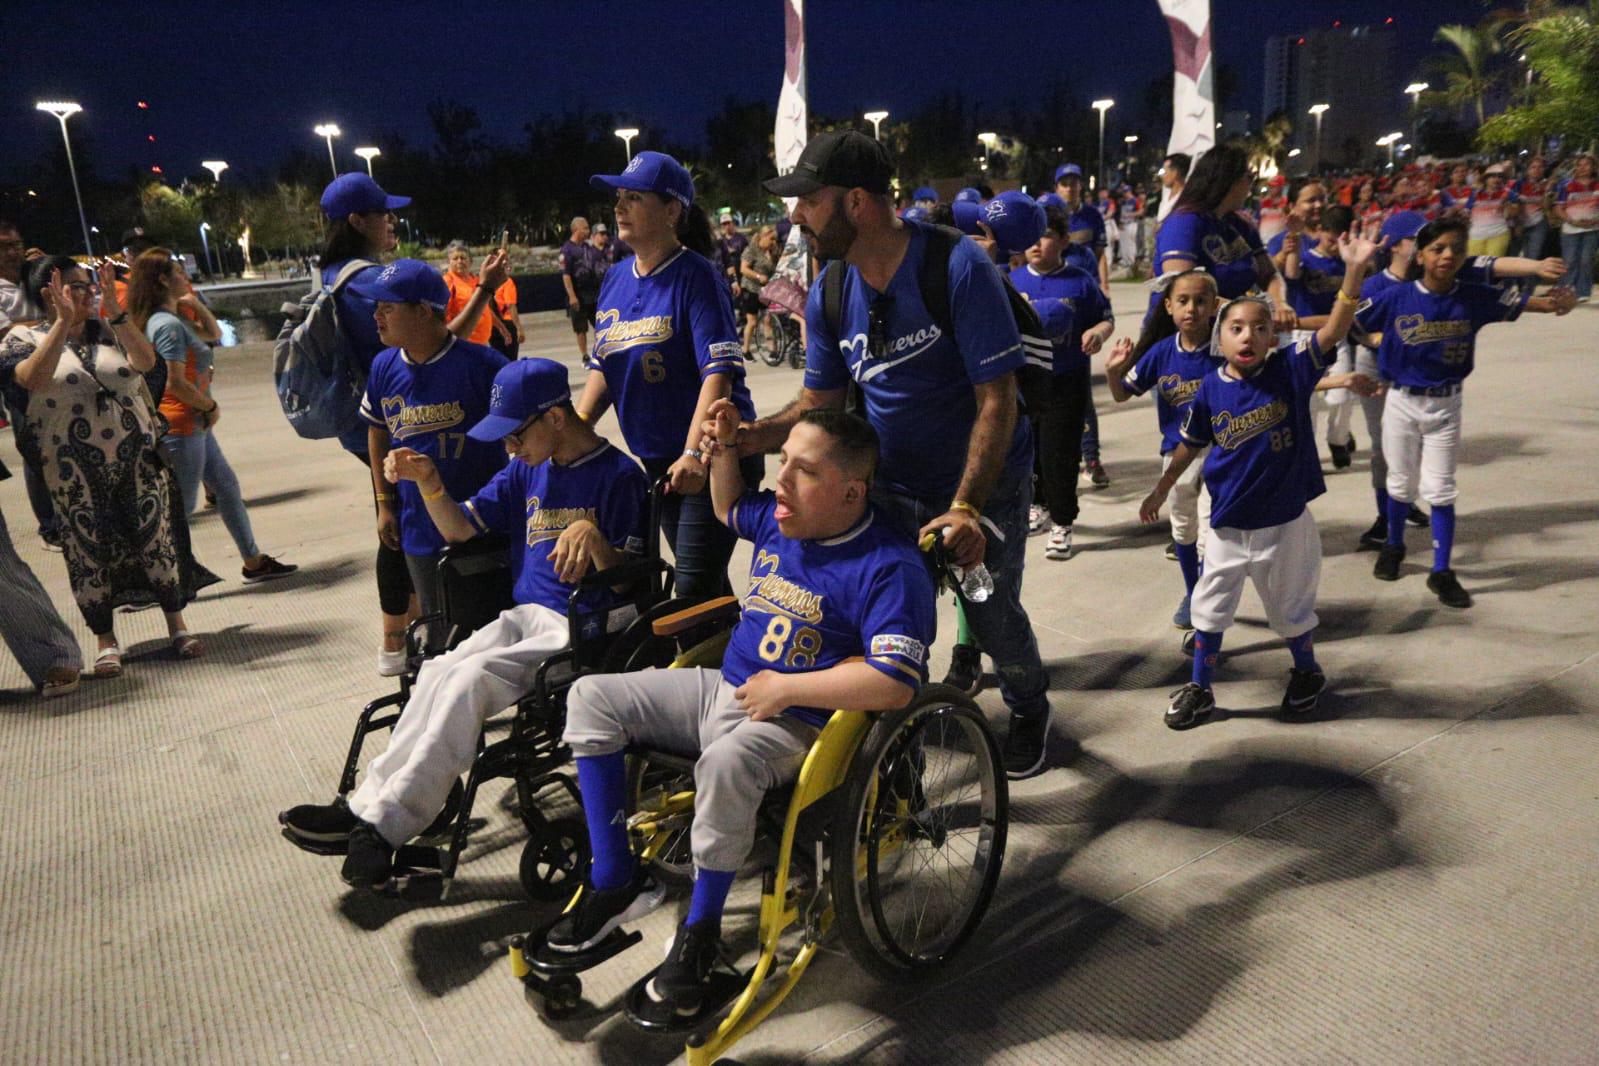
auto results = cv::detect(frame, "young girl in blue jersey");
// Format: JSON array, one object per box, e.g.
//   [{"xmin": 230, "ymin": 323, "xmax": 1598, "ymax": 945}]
[
  {"xmin": 1141, "ymin": 232, "xmax": 1385, "ymax": 729},
  {"xmin": 576, "ymin": 152, "xmax": 760, "ymax": 600},
  {"xmin": 1355, "ymin": 217, "xmax": 1576, "ymax": 608},
  {"xmin": 550, "ymin": 404, "xmax": 934, "ymax": 1021},
  {"xmin": 1278, "ymin": 204, "xmax": 1361, "ymax": 469},
  {"xmin": 1105, "ymin": 268, "xmax": 1221, "ymax": 631}
]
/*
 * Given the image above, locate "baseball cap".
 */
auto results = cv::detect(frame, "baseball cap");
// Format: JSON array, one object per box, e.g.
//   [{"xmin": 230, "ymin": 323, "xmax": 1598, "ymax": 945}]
[
  {"xmin": 467, "ymin": 358, "xmax": 573, "ymax": 442},
  {"xmin": 763, "ymin": 130, "xmax": 894, "ymax": 197},
  {"xmin": 953, "ymin": 190, "xmax": 1047, "ymax": 256},
  {"xmin": 1036, "ymin": 192, "xmax": 1068, "ymax": 212},
  {"xmin": 320, "ymin": 173, "xmax": 411, "ymax": 219},
  {"xmin": 912, "ymin": 185, "xmax": 938, "ymax": 203},
  {"xmin": 901, "ymin": 206, "xmax": 930, "ymax": 222},
  {"xmin": 1380, "ymin": 210, "xmax": 1427, "ymax": 244},
  {"xmin": 592, "ymin": 223, "xmax": 609, "ymax": 234},
  {"xmin": 718, "ymin": 207, "xmax": 735, "ymax": 222},
  {"xmin": 347, "ymin": 258, "xmax": 449, "ymax": 311},
  {"xmin": 591, "ymin": 151, "xmax": 695, "ymax": 209},
  {"xmin": 1054, "ymin": 164, "xmax": 1084, "ymax": 183},
  {"xmin": 953, "ymin": 187, "xmax": 983, "ymax": 204}
]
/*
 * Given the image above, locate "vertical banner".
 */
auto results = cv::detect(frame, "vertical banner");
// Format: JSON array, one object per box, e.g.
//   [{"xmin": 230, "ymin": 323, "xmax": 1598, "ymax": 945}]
[
  {"xmin": 1158, "ymin": 0, "xmax": 1214, "ymax": 215},
  {"xmin": 775, "ymin": 0, "xmax": 807, "ymax": 176}
]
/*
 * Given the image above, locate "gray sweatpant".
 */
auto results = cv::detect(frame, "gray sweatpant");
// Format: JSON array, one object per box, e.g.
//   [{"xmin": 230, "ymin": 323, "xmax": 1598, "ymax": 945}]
[
  {"xmin": 564, "ymin": 668, "xmax": 818, "ymax": 873},
  {"xmin": 0, "ymin": 498, "xmax": 82, "ymax": 685}
]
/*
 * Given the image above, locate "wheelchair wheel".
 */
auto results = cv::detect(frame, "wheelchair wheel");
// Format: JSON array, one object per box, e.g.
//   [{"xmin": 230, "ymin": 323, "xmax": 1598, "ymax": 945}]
[
  {"xmin": 626, "ymin": 755, "xmax": 696, "ymax": 887},
  {"xmin": 783, "ymin": 315, "xmax": 805, "ymax": 370},
  {"xmin": 519, "ymin": 815, "xmax": 589, "ymax": 901},
  {"xmin": 828, "ymin": 685, "xmax": 1007, "ymax": 979},
  {"xmin": 752, "ymin": 310, "xmax": 789, "ymax": 367}
]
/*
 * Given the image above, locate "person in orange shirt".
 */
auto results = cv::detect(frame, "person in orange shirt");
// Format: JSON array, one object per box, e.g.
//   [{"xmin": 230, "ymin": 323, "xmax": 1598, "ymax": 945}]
[
  {"xmin": 489, "ymin": 273, "xmax": 523, "ymax": 359},
  {"xmin": 443, "ymin": 241, "xmax": 500, "ymax": 346}
]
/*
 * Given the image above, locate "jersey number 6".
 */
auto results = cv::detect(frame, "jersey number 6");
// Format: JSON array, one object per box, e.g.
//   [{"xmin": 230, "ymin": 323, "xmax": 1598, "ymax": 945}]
[{"xmin": 641, "ymin": 349, "xmax": 666, "ymax": 383}]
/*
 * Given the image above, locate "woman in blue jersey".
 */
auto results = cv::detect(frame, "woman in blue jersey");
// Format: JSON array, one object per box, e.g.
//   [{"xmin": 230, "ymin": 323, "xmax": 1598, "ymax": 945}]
[{"xmin": 577, "ymin": 152, "xmax": 760, "ymax": 598}]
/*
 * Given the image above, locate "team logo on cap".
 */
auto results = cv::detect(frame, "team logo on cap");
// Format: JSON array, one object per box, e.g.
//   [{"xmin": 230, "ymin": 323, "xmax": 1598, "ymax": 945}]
[
  {"xmin": 490, "ymin": 383, "xmax": 505, "ymax": 410},
  {"xmin": 378, "ymin": 263, "xmax": 401, "ymax": 284},
  {"xmin": 985, "ymin": 200, "xmax": 1007, "ymax": 222},
  {"xmin": 624, "ymin": 156, "xmax": 644, "ymax": 174}
]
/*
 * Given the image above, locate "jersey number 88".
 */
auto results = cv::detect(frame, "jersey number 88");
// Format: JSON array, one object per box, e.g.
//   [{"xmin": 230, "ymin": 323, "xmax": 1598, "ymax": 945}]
[{"xmin": 757, "ymin": 616, "xmax": 823, "ymax": 669}]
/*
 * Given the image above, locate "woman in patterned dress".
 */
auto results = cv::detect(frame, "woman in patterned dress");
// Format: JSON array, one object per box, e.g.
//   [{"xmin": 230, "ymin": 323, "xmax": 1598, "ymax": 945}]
[{"xmin": 0, "ymin": 256, "xmax": 214, "ymax": 676}]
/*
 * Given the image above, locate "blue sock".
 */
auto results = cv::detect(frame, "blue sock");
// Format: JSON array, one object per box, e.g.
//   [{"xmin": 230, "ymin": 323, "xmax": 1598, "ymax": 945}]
[
  {"xmin": 1374, "ymin": 488, "xmax": 1390, "ymax": 526},
  {"xmin": 1430, "ymin": 503, "xmax": 1456, "ymax": 572},
  {"xmin": 1192, "ymin": 630, "xmax": 1223, "ymax": 689},
  {"xmin": 575, "ymin": 754, "xmax": 634, "ymax": 891},
  {"xmin": 1174, "ymin": 542, "xmax": 1201, "ymax": 595},
  {"xmin": 685, "ymin": 867, "xmax": 736, "ymax": 929},
  {"xmin": 1287, "ymin": 630, "xmax": 1319, "ymax": 672},
  {"xmin": 1385, "ymin": 496, "xmax": 1410, "ymax": 548}
]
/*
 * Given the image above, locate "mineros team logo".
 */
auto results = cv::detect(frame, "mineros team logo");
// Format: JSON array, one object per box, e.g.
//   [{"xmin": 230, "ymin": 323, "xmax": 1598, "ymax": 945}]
[
  {"xmin": 377, "ymin": 263, "xmax": 401, "ymax": 285},
  {"xmin": 984, "ymin": 199, "xmax": 1007, "ymax": 223},
  {"xmin": 1201, "ymin": 231, "xmax": 1254, "ymax": 265},
  {"xmin": 524, "ymin": 495, "xmax": 600, "ymax": 548},
  {"xmin": 743, "ymin": 550, "xmax": 825, "ymax": 624},
  {"xmin": 1157, "ymin": 372, "xmax": 1203, "ymax": 407},
  {"xmin": 1394, "ymin": 314, "xmax": 1471, "ymax": 345},
  {"xmin": 592, "ymin": 308, "xmax": 674, "ymax": 359}
]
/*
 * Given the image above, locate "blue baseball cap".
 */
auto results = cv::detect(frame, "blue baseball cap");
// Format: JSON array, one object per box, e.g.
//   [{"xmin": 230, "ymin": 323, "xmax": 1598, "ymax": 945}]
[
  {"xmin": 1054, "ymin": 164, "xmax": 1084, "ymax": 183},
  {"xmin": 347, "ymin": 258, "xmax": 449, "ymax": 311},
  {"xmin": 901, "ymin": 206, "xmax": 930, "ymax": 222},
  {"xmin": 953, "ymin": 187, "xmax": 983, "ymax": 204},
  {"xmin": 1036, "ymin": 192, "xmax": 1068, "ymax": 212},
  {"xmin": 467, "ymin": 359, "xmax": 573, "ymax": 442},
  {"xmin": 912, "ymin": 185, "xmax": 938, "ymax": 203},
  {"xmin": 953, "ymin": 190, "xmax": 1047, "ymax": 256},
  {"xmin": 1381, "ymin": 210, "xmax": 1427, "ymax": 244},
  {"xmin": 591, "ymin": 151, "xmax": 695, "ymax": 209},
  {"xmin": 320, "ymin": 173, "xmax": 410, "ymax": 219}
]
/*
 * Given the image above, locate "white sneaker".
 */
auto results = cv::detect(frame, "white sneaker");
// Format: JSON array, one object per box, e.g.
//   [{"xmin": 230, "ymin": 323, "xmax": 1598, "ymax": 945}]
[
  {"xmin": 1045, "ymin": 524, "xmax": 1073, "ymax": 560},
  {"xmin": 1028, "ymin": 504, "xmax": 1047, "ymax": 535},
  {"xmin": 377, "ymin": 648, "xmax": 407, "ymax": 677}
]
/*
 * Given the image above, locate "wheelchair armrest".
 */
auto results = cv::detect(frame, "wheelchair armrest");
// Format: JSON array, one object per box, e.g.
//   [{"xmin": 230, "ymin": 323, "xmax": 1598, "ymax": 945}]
[
  {"xmin": 651, "ymin": 595, "xmax": 741, "ymax": 637},
  {"xmin": 574, "ymin": 556, "xmax": 671, "ymax": 593}
]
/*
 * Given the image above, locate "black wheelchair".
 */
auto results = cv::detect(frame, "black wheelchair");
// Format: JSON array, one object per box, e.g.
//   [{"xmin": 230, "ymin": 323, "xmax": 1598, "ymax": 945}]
[
  {"xmin": 508, "ymin": 534, "xmax": 1010, "ymax": 1065},
  {"xmin": 326, "ymin": 480, "xmax": 705, "ymax": 900}
]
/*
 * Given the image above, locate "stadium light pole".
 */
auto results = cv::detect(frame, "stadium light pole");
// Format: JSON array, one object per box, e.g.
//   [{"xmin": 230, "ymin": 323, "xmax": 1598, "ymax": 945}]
[
  {"xmin": 1308, "ymin": 103, "xmax": 1330, "ymax": 174},
  {"xmin": 35, "ymin": 101, "xmax": 94, "ymax": 261},
  {"xmin": 354, "ymin": 147, "xmax": 381, "ymax": 177},
  {"xmin": 1405, "ymin": 81, "xmax": 1429, "ymax": 150},
  {"xmin": 1377, "ymin": 132, "xmax": 1403, "ymax": 169},
  {"xmin": 313, "ymin": 123, "xmax": 341, "ymax": 179},
  {"xmin": 863, "ymin": 110, "xmax": 889, "ymax": 140},
  {"xmin": 977, "ymin": 131, "xmax": 998, "ymax": 172},
  {"xmin": 615, "ymin": 127, "xmax": 640, "ymax": 163},
  {"xmin": 1092, "ymin": 99, "xmax": 1115, "ymax": 192},
  {"xmin": 1123, "ymin": 134, "xmax": 1138, "ymax": 180},
  {"xmin": 201, "ymin": 160, "xmax": 228, "ymax": 183}
]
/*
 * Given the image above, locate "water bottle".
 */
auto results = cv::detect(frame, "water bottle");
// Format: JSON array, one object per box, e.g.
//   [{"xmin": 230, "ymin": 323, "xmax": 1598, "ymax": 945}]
[{"xmin": 956, "ymin": 562, "xmax": 994, "ymax": 604}]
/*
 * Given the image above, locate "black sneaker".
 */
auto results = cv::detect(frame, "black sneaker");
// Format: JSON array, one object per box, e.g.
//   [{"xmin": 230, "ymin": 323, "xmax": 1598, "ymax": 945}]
[
  {"xmin": 1406, "ymin": 504, "xmax": 1429, "ymax": 528},
  {"xmin": 242, "ymin": 555, "xmax": 298, "ymax": 583},
  {"xmin": 645, "ymin": 920, "xmax": 723, "ymax": 1017},
  {"xmin": 1280, "ymin": 668, "xmax": 1327, "ymax": 717},
  {"xmin": 546, "ymin": 870, "xmax": 664, "ymax": 954},
  {"xmin": 1165, "ymin": 683, "xmax": 1215, "ymax": 730},
  {"xmin": 341, "ymin": 822, "xmax": 395, "ymax": 890},
  {"xmin": 1328, "ymin": 442, "xmax": 1352, "ymax": 469},
  {"xmin": 1426, "ymin": 568, "xmax": 1473, "ymax": 608},
  {"xmin": 941, "ymin": 644, "xmax": 983, "ymax": 696},
  {"xmin": 1373, "ymin": 544, "xmax": 1405, "ymax": 581},
  {"xmin": 1165, "ymin": 540, "xmax": 1178, "ymax": 562},
  {"xmin": 280, "ymin": 795, "xmax": 359, "ymax": 844},
  {"xmin": 1357, "ymin": 517, "xmax": 1388, "ymax": 551},
  {"xmin": 1002, "ymin": 707, "xmax": 1051, "ymax": 780}
]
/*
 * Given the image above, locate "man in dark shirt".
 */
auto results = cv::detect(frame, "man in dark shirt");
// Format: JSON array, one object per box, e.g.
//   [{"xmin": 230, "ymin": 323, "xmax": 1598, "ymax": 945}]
[
  {"xmin": 715, "ymin": 210, "xmax": 749, "ymax": 295},
  {"xmin": 560, "ymin": 216, "xmax": 604, "ymax": 358}
]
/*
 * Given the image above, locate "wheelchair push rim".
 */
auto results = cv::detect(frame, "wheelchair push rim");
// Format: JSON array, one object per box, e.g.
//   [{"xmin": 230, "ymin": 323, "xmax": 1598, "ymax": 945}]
[{"xmin": 829, "ymin": 687, "xmax": 1007, "ymax": 976}]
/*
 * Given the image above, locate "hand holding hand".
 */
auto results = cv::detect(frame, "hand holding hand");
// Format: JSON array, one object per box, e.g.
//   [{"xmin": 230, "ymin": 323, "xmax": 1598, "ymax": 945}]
[
  {"xmin": 1537, "ymin": 257, "xmax": 1567, "ymax": 282},
  {"xmin": 1549, "ymin": 286, "xmax": 1578, "ymax": 315},
  {"xmin": 1345, "ymin": 372, "xmax": 1380, "ymax": 397},
  {"xmin": 667, "ymin": 452, "xmax": 707, "ymax": 495}
]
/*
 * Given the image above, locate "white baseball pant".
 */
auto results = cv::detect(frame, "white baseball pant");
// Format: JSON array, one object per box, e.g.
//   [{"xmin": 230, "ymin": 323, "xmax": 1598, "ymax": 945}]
[
  {"xmin": 1118, "ymin": 220, "xmax": 1140, "ymax": 266},
  {"xmin": 1163, "ymin": 448, "xmax": 1210, "ymax": 547},
  {"xmin": 1382, "ymin": 388, "xmax": 1463, "ymax": 506},
  {"xmin": 1321, "ymin": 339, "xmax": 1357, "ymax": 448},
  {"xmin": 1354, "ymin": 346, "xmax": 1386, "ymax": 496},
  {"xmin": 1190, "ymin": 508, "xmax": 1321, "ymax": 638},
  {"xmin": 349, "ymin": 602, "xmax": 570, "ymax": 847}
]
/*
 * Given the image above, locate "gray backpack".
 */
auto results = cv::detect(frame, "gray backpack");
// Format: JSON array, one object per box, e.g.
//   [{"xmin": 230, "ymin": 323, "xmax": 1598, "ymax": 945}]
[{"xmin": 273, "ymin": 258, "xmax": 377, "ymax": 439}]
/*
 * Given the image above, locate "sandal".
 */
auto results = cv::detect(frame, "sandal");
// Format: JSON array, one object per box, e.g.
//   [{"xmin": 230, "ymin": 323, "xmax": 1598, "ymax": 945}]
[
  {"xmin": 92, "ymin": 646, "xmax": 123, "ymax": 679},
  {"xmin": 171, "ymin": 631, "xmax": 204, "ymax": 660},
  {"xmin": 42, "ymin": 666, "xmax": 81, "ymax": 699}
]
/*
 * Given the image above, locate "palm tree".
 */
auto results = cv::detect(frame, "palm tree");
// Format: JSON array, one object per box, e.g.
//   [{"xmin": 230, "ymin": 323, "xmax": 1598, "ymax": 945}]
[{"xmin": 1426, "ymin": 23, "xmax": 1505, "ymax": 127}]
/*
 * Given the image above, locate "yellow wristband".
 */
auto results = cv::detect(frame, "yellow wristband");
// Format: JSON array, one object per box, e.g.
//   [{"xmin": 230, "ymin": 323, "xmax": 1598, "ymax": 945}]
[
  {"xmin": 374, "ymin": 492, "xmax": 394, "ymax": 502},
  {"xmin": 422, "ymin": 485, "xmax": 446, "ymax": 501},
  {"xmin": 1335, "ymin": 289, "xmax": 1359, "ymax": 306},
  {"xmin": 951, "ymin": 500, "xmax": 981, "ymax": 520}
]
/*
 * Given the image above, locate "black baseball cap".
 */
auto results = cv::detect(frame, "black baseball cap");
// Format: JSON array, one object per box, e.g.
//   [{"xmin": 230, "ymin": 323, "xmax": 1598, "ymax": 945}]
[{"xmin": 764, "ymin": 130, "xmax": 894, "ymax": 197}]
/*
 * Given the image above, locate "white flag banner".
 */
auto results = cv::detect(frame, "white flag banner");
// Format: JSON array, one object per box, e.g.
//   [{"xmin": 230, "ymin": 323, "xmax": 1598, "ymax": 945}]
[
  {"xmin": 775, "ymin": 0, "xmax": 807, "ymax": 177},
  {"xmin": 1158, "ymin": 0, "xmax": 1214, "ymax": 216}
]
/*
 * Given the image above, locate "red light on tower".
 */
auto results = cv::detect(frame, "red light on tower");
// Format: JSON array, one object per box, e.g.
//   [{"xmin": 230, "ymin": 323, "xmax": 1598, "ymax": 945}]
[
  {"xmin": 147, "ymin": 135, "xmax": 156, "ymax": 143},
  {"xmin": 1333, "ymin": 20, "xmax": 1341, "ymax": 27},
  {"xmin": 1385, "ymin": 16, "xmax": 1394, "ymax": 24},
  {"xmin": 137, "ymin": 101, "xmax": 149, "ymax": 109},
  {"xmin": 150, "ymin": 165, "xmax": 163, "ymax": 174},
  {"xmin": 1297, "ymin": 36, "xmax": 1306, "ymax": 45}
]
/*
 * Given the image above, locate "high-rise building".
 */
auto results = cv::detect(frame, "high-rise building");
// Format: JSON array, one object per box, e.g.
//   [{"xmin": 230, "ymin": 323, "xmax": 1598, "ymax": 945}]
[{"xmin": 1263, "ymin": 23, "xmax": 1399, "ymax": 169}]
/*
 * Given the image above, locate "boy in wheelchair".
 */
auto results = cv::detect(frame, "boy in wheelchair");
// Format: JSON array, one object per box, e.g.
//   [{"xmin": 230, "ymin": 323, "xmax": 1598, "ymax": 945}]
[
  {"xmin": 547, "ymin": 403, "xmax": 936, "ymax": 1021},
  {"xmin": 280, "ymin": 359, "xmax": 650, "ymax": 889}
]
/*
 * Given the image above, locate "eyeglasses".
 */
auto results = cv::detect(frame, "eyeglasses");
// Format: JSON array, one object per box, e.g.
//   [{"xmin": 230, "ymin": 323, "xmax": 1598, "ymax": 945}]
[
  {"xmin": 504, "ymin": 410, "xmax": 545, "ymax": 446},
  {"xmin": 63, "ymin": 282, "xmax": 95, "ymax": 295},
  {"xmin": 866, "ymin": 295, "xmax": 893, "ymax": 361}
]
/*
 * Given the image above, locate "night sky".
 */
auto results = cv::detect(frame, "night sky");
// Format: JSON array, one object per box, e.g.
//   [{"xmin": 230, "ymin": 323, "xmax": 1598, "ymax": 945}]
[{"xmin": 1, "ymin": 0, "xmax": 1479, "ymax": 183}]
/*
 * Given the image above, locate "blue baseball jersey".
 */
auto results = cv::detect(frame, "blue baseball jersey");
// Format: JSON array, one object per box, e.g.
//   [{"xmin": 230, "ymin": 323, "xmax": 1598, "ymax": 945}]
[
  {"xmin": 804, "ymin": 221, "xmax": 1031, "ymax": 503},
  {"xmin": 588, "ymin": 248, "xmax": 756, "ymax": 461},
  {"xmin": 722, "ymin": 492, "xmax": 936, "ymax": 727},
  {"xmin": 1008, "ymin": 262, "xmax": 1113, "ymax": 376},
  {"xmin": 1068, "ymin": 204, "xmax": 1107, "ymax": 253},
  {"xmin": 1149, "ymin": 209, "xmax": 1265, "ymax": 324},
  {"xmin": 1354, "ymin": 279, "xmax": 1527, "ymax": 390},
  {"xmin": 461, "ymin": 441, "xmax": 649, "ymax": 635},
  {"xmin": 1361, "ymin": 257, "xmax": 1499, "ymax": 308},
  {"xmin": 1123, "ymin": 332, "xmax": 1225, "ymax": 455},
  {"xmin": 1179, "ymin": 335, "xmax": 1330, "ymax": 531},
  {"xmin": 361, "ymin": 337, "xmax": 509, "ymax": 556},
  {"xmin": 1266, "ymin": 232, "xmax": 1345, "ymax": 318}
]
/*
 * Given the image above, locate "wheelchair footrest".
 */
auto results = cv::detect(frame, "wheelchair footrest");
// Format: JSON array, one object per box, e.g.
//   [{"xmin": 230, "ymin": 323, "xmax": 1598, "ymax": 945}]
[
  {"xmin": 525, "ymin": 923, "xmax": 643, "ymax": 976},
  {"xmin": 622, "ymin": 964, "xmax": 748, "ymax": 1033},
  {"xmin": 280, "ymin": 827, "xmax": 347, "ymax": 857},
  {"xmin": 389, "ymin": 844, "xmax": 444, "ymax": 878}
]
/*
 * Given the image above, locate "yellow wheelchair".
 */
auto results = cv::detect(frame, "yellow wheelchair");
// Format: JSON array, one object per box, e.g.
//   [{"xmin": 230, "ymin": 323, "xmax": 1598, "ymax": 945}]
[{"xmin": 508, "ymin": 587, "xmax": 1009, "ymax": 1065}]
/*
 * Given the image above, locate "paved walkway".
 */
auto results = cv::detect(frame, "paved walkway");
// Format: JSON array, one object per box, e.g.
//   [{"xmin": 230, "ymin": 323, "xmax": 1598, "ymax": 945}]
[{"xmin": 2, "ymin": 293, "xmax": 1596, "ymax": 1064}]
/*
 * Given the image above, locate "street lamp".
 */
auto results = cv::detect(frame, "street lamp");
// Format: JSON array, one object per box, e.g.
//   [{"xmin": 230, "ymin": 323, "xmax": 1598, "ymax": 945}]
[
  {"xmin": 977, "ymin": 131, "xmax": 998, "ymax": 171},
  {"xmin": 614, "ymin": 127, "xmax": 640, "ymax": 163},
  {"xmin": 201, "ymin": 160, "xmax": 228, "ymax": 183},
  {"xmin": 1307, "ymin": 103, "xmax": 1330, "ymax": 174},
  {"xmin": 313, "ymin": 123, "xmax": 341, "ymax": 179},
  {"xmin": 863, "ymin": 110, "xmax": 889, "ymax": 140},
  {"xmin": 35, "ymin": 101, "xmax": 94, "ymax": 261},
  {"xmin": 1123, "ymin": 134, "xmax": 1139, "ymax": 179},
  {"xmin": 1405, "ymin": 81, "xmax": 1429, "ymax": 149},
  {"xmin": 1377, "ymin": 132, "xmax": 1402, "ymax": 168},
  {"xmin": 198, "ymin": 221, "xmax": 216, "ymax": 279},
  {"xmin": 354, "ymin": 146, "xmax": 381, "ymax": 177},
  {"xmin": 1092, "ymin": 99, "xmax": 1115, "ymax": 192}
]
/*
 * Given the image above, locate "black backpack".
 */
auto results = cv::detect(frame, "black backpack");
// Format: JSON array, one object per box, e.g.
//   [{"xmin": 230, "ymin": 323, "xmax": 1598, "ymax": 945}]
[{"xmin": 819, "ymin": 225, "xmax": 1052, "ymax": 409}]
